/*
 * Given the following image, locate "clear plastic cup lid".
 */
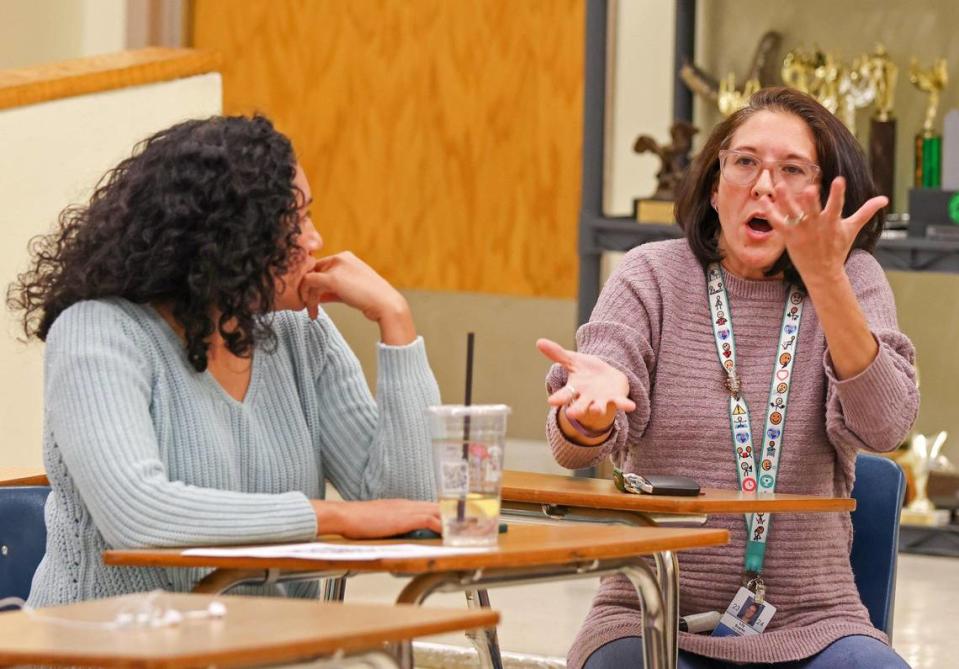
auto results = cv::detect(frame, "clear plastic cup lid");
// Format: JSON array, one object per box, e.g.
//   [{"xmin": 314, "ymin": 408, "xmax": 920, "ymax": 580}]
[{"xmin": 427, "ymin": 404, "xmax": 511, "ymax": 417}]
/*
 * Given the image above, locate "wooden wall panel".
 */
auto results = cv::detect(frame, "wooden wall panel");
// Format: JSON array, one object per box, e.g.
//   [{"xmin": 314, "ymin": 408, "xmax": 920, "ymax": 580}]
[{"xmin": 192, "ymin": 0, "xmax": 583, "ymax": 298}]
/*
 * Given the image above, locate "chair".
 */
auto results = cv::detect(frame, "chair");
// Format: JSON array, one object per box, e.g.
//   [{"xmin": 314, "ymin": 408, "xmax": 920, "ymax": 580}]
[
  {"xmin": 849, "ymin": 453, "xmax": 906, "ymax": 640},
  {"xmin": 0, "ymin": 486, "xmax": 50, "ymax": 604}
]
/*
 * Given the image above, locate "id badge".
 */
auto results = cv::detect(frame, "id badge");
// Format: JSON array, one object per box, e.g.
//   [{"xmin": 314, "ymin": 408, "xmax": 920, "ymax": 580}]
[{"xmin": 711, "ymin": 586, "xmax": 776, "ymax": 637}]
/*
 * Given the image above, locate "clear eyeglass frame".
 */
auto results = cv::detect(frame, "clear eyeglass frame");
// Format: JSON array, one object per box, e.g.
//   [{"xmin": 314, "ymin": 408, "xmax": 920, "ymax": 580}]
[{"xmin": 718, "ymin": 149, "xmax": 821, "ymax": 193}]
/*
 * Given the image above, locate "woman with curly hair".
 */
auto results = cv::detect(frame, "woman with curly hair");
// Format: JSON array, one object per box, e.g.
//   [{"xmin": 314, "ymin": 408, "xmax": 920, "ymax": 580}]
[{"xmin": 9, "ymin": 115, "xmax": 441, "ymax": 606}]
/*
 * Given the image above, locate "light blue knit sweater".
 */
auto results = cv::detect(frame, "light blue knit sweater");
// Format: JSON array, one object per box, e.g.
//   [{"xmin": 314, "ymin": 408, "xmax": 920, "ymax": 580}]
[{"xmin": 28, "ymin": 298, "xmax": 440, "ymax": 606}]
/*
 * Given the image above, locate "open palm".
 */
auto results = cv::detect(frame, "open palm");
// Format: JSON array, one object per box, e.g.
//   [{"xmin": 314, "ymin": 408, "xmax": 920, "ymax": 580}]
[{"xmin": 536, "ymin": 338, "xmax": 635, "ymax": 428}]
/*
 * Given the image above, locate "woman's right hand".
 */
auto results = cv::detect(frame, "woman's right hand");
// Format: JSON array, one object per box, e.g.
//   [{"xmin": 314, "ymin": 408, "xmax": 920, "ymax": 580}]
[
  {"xmin": 536, "ymin": 338, "xmax": 635, "ymax": 435},
  {"xmin": 298, "ymin": 252, "xmax": 416, "ymax": 345},
  {"xmin": 311, "ymin": 499, "xmax": 441, "ymax": 539}
]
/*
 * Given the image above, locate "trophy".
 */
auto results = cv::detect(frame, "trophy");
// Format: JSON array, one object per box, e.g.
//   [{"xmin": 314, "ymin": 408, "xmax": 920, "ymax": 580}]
[
  {"xmin": 680, "ymin": 31, "xmax": 781, "ymax": 113},
  {"xmin": 837, "ymin": 55, "xmax": 877, "ymax": 137},
  {"xmin": 718, "ymin": 74, "xmax": 761, "ymax": 117},
  {"xmin": 910, "ymin": 58, "xmax": 949, "ymax": 188},
  {"xmin": 865, "ymin": 45, "xmax": 898, "ymax": 208},
  {"xmin": 632, "ymin": 121, "xmax": 698, "ymax": 224},
  {"xmin": 900, "ymin": 431, "xmax": 949, "ymax": 526},
  {"xmin": 782, "ymin": 48, "xmax": 841, "ymax": 114}
]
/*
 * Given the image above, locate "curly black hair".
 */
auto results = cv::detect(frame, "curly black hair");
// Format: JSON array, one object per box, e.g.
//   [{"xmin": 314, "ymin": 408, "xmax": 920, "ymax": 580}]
[{"xmin": 7, "ymin": 114, "xmax": 303, "ymax": 371}]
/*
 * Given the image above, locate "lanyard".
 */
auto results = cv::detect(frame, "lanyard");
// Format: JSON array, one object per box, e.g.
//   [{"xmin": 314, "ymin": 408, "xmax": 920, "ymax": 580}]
[{"xmin": 706, "ymin": 263, "xmax": 805, "ymax": 587}]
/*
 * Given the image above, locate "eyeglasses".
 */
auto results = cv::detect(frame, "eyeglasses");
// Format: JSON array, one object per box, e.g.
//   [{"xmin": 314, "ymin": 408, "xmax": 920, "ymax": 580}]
[{"xmin": 718, "ymin": 149, "xmax": 821, "ymax": 193}]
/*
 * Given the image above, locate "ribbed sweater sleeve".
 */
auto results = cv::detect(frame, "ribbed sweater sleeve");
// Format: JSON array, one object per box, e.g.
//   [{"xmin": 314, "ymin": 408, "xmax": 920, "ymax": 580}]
[
  {"xmin": 44, "ymin": 302, "xmax": 317, "ymax": 549},
  {"xmin": 299, "ymin": 312, "xmax": 440, "ymax": 502},
  {"xmin": 546, "ymin": 247, "xmax": 660, "ymax": 470},
  {"xmin": 823, "ymin": 251, "xmax": 919, "ymax": 455}
]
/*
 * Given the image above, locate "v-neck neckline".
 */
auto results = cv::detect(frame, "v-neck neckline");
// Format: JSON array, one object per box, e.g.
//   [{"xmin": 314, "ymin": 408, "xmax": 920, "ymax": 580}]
[{"xmin": 142, "ymin": 303, "xmax": 262, "ymax": 408}]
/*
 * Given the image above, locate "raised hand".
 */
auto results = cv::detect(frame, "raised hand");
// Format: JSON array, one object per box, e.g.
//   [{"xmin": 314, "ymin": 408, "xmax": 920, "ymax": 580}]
[
  {"xmin": 760, "ymin": 177, "xmax": 887, "ymax": 289},
  {"xmin": 536, "ymin": 338, "xmax": 635, "ymax": 434},
  {"xmin": 298, "ymin": 252, "xmax": 415, "ymax": 345}
]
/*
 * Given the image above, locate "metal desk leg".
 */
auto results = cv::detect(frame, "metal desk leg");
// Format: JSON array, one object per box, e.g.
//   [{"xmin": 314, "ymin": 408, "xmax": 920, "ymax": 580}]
[
  {"xmin": 620, "ymin": 561, "xmax": 669, "ymax": 669},
  {"xmin": 395, "ymin": 559, "xmax": 671, "ymax": 669},
  {"xmin": 464, "ymin": 589, "xmax": 504, "ymax": 669},
  {"xmin": 323, "ymin": 576, "xmax": 348, "ymax": 601},
  {"xmin": 653, "ymin": 551, "xmax": 680, "ymax": 668}
]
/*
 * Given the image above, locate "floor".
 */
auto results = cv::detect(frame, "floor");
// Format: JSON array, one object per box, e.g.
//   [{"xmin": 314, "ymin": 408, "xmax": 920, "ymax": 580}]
[{"xmin": 338, "ymin": 441, "xmax": 959, "ymax": 667}]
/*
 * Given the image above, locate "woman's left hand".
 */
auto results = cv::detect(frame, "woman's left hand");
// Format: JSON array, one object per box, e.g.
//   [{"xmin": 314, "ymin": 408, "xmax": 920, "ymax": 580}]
[
  {"xmin": 298, "ymin": 252, "xmax": 416, "ymax": 345},
  {"xmin": 761, "ymin": 177, "xmax": 888, "ymax": 288}
]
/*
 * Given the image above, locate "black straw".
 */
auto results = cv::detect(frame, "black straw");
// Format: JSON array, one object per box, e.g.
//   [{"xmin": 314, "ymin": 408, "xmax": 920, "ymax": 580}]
[{"xmin": 458, "ymin": 332, "xmax": 475, "ymax": 522}]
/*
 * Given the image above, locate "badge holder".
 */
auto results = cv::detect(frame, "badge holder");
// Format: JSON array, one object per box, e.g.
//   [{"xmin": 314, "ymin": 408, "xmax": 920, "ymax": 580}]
[{"xmin": 711, "ymin": 575, "xmax": 776, "ymax": 638}]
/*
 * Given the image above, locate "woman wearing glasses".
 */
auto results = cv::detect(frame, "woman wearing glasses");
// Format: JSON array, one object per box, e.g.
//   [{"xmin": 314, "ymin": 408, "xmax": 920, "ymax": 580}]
[{"xmin": 538, "ymin": 88, "xmax": 915, "ymax": 668}]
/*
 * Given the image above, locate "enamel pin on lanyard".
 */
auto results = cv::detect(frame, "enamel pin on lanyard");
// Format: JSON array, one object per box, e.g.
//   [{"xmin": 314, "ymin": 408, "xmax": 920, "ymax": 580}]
[{"xmin": 705, "ymin": 263, "xmax": 805, "ymax": 636}]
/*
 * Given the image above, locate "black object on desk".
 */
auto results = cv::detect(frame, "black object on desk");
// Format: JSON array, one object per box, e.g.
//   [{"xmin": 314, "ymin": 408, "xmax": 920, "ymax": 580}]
[
  {"xmin": 396, "ymin": 524, "xmax": 509, "ymax": 540},
  {"xmin": 614, "ymin": 468, "xmax": 701, "ymax": 497}
]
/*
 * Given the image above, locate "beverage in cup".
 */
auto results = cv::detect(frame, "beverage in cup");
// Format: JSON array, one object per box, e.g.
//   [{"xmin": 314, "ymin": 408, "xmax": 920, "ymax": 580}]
[{"xmin": 427, "ymin": 404, "xmax": 510, "ymax": 547}]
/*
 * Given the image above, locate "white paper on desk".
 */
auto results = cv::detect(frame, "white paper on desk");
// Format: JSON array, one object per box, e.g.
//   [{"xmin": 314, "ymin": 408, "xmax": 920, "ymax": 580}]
[{"xmin": 181, "ymin": 542, "xmax": 492, "ymax": 560}]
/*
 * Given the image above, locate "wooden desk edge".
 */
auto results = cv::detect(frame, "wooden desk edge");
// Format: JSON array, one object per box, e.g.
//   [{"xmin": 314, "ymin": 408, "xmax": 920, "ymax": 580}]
[
  {"xmin": 0, "ymin": 474, "xmax": 49, "ymax": 487},
  {"xmin": 0, "ymin": 601, "xmax": 500, "ymax": 667},
  {"xmin": 102, "ymin": 528, "xmax": 729, "ymax": 572},
  {"xmin": 501, "ymin": 471, "xmax": 856, "ymax": 514}
]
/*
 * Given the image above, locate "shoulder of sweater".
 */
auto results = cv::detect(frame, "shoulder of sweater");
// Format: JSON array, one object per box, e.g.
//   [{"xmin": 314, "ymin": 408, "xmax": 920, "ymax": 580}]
[
  {"xmin": 619, "ymin": 238, "xmax": 698, "ymax": 277},
  {"xmin": 609, "ymin": 238, "xmax": 702, "ymax": 301},
  {"xmin": 844, "ymin": 249, "xmax": 889, "ymax": 295},
  {"xmin": 844, "ymin": 249, "xmax": 884, "ymax": 281},
  {"xmin": 48, "ymin": 298, "xmax": 148, "ymax": 345}
]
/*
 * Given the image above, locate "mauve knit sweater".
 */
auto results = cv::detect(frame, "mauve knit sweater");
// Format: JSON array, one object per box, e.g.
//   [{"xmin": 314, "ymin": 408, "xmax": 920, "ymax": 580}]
[{"xmin": 546, "ymin": 239, "xmax": 918, "ymax": 667}]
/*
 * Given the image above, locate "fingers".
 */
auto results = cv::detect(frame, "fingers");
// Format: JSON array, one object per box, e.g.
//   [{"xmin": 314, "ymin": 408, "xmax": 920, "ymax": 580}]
[
  {"xmin": 547, "ymin": 386, "xmax": 576, "ymax": 408},
  {"xmin": 821, "ymin": 176, "xmax": 846, "ymax": 222},
  {"xmin": 536, "ymin": 338, "xmax": 575, "ymax": 367},
  {"xmin": 767, "ymin": 183, "xmax": 817, "ymax": 232},
  {"xmin": 844, "ymin": 195, "xmax": 888, "ymax": 234}
]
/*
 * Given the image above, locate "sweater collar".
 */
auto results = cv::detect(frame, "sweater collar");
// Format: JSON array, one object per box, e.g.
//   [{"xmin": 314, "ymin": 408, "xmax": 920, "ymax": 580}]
[{"xmin": 719, "ymin": 265, "xmax": 790, "ymax": 302}]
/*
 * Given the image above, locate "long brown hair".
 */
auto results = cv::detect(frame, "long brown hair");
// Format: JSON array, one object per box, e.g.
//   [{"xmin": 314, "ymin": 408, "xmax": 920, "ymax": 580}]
[{"xmin": 675, "ymin": 87, "xmax": 883, "ymax": 287}]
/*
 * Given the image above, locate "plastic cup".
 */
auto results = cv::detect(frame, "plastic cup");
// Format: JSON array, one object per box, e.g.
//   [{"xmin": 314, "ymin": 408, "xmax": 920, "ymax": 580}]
[{"xmin": 427, "ymin": 404, "xmax": 510, "ymax": 547}]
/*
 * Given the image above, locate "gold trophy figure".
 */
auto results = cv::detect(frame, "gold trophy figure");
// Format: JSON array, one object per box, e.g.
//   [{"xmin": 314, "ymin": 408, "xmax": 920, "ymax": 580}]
[
  {"xmin": 782, "ymin": 49, "xmax": 816, "ymax": 94},
  {"xmin": 680, "ymin": 31, "xmax": 782, "ymax": 113},
  {"xmin": 864, "ymin": 45, "xmax": 899, "ymax": 206},
  {"xmin": 910, "ymin": 58, "xmax": 948, "ymax": 187},
  {"xmin": 867, "ymin": 45, "xmax": 899, "ymax": 122},
  {"xmin": 837, "ymin": 55, "xmax": 877, "ymax": 136},
  {"xmin": 782, "ymin": 48, "xmax": 841, "ymax": 114},
  {"xmin": 900, "ymin": 431, "xmax": 949, "ymax": 526},
  {"xmin": 718, "ymin": 73, "xmax": 760, "ymax": 117}
]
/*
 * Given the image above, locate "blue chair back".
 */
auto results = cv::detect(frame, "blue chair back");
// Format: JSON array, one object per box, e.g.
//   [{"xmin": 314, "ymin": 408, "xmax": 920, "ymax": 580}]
[
  {"xmin": 849, "ymin": 453, "xmax": 905, "ymax": 639},
  {"xmin": 0, "ymin": 486, "xmax": 50, "ymax": 604}
]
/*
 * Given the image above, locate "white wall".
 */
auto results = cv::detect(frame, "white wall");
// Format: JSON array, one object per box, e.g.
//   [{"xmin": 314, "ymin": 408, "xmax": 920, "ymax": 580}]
[
  {"xmin": 602, "ymin": 0, "xmax": 676, "ymax": 216},
  {"xmin": 0, "ymin": 73, "xmax": 223, "ymax": 467},
  {"xmin": 0, "ymin": 0, "xmax": 127, "ymax": 69}
]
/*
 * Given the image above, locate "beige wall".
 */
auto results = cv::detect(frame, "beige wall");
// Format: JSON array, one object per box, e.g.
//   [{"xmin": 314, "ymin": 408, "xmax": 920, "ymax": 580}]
[
  {"xmin": 324, "ymin": 291, "xmax": 577, "ymax": 442},
  {"xmin": 603, "ymin": 0, "xmax": 677, "ymax": 215},
  {"xmin": 0, "ymin": 0, "xmax": 126, "ymax": 69},
  {"xmin": 0, "ymin": 73, "xmax": 223, "ymax": 468}
]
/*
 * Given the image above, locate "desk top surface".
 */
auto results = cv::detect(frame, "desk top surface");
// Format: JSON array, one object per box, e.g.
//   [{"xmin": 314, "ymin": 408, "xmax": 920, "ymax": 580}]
[
  {"xmin": 501, "ymin": 470, "xmax": 856, "ymax": 514},
  {"xmin": 0, "ymin": 466, "xmax": 48, "ymax": 487},
  {"xmin": 104, "ymin": 523, "xmax": 728, "ymax": 573},
  {"xmin": 0, "ymin": 592, "xmax": 497, "ymax": 668}
]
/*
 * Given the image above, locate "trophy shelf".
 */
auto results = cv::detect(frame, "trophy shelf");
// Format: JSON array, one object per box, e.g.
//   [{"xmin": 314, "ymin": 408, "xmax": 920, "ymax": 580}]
[
  {"xmin": 578, "ymin": 214, "xmax": 959, "ymax": 324},
  {"xmin": 576, "ymin": 0, "xmax": 959, "ymax": 326}
]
